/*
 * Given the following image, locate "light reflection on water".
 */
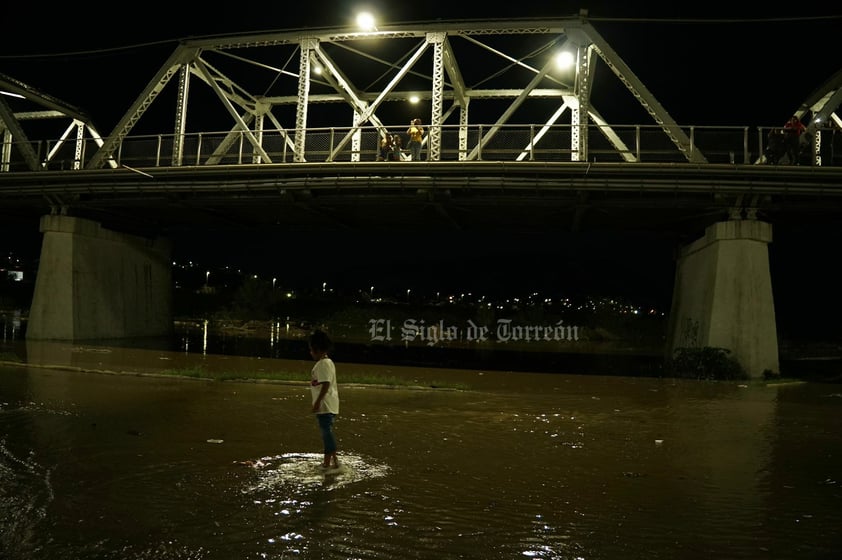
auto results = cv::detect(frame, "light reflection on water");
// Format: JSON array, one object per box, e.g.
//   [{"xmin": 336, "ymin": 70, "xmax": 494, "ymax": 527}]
[{"xmin": 1, "ymin": 351, "xmax": 841, "ymax": 560}]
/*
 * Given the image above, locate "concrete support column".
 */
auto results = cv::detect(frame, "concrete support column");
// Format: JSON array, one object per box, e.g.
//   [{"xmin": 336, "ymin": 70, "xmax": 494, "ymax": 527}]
[
  {"xmin": 666, "ymin": 220, "xmax": 779, "ymax": 378},
  {"xmin": 26, "ymin": 215, "xmax": 173, "ymax": 341}
]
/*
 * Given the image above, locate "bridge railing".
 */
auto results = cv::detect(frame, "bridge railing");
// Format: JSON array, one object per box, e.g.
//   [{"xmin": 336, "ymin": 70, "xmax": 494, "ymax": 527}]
[{"xmin": 2, "ymin": 123, "xmax": 840, "ymax": 171}]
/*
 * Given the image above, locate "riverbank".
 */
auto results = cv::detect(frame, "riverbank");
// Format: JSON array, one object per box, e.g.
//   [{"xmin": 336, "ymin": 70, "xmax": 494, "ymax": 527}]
[
  {"xmin": 0, "ymin": 339, "xmax": 484, "ymax": 390},
  {"xmin": 2, "ymin": 334, "xmax": 837, "ymax": 389},
  {"xmin": 2, "ymin": 310, "xmax": 839, "ymax": 382}
]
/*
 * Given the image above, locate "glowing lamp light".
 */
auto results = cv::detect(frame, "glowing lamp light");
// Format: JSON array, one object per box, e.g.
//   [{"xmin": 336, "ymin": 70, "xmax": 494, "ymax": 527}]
[
  {"xmin": 357, "ymin": 12, "xmax": 377, "ymax": 31},
  {"xmin": 555, "ymin": 51, "xmax": 575, "ymax": 70},
  {"xmin": 409, "ymin": 95, "xmax": 420, "ymax": 104}
]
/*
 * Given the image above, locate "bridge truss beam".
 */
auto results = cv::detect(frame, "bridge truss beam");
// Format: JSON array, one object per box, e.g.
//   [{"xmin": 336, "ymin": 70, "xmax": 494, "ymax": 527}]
[{"xmin": 71, "ymin": 17, "xmax": 717, "ymax": 169}]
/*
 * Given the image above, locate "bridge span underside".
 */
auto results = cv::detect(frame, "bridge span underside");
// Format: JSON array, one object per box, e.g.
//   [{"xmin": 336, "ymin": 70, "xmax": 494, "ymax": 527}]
[
  {"xmin": 11, "ymin": 162, "xmax": 839, "ymax": 378},
  {"xmin": 2, "ymin": 161, "xmax": 841, "ymax": 235}
]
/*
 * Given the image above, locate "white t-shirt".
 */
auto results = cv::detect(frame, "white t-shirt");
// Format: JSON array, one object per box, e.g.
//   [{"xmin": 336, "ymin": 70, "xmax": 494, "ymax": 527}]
[{"xmin": 310, "ymin": 357, "xmax": 339, "ymax": 414}]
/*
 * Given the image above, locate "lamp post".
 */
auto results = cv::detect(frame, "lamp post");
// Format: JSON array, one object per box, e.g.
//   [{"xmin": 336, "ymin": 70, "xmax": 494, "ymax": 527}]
[{"xmin": 205, "ymin": 270, "xmax": 210, "ymax": 287}]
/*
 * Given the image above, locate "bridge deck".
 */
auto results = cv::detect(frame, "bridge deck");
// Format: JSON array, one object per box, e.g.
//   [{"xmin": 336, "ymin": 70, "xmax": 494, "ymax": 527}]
[{"xmin": 2, "ymin": 161, "xmax": 840, "ymax": 237}]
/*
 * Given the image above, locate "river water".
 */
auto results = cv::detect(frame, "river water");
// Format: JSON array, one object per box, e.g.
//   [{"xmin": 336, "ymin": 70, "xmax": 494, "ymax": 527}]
[{"xmin": 1, "ymin": 337, "xmax": 841, "ymax": 560}]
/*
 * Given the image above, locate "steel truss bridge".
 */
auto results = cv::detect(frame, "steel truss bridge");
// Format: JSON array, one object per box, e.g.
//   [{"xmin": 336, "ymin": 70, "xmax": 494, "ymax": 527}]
[{"xmin": 1, "ymin": 15, "xmax": 841, "ymax": 237}]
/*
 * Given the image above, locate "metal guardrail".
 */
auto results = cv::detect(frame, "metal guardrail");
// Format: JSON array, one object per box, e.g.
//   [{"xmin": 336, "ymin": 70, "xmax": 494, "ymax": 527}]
[{"xmin": 2, "ymin": 123, "xmax": 840, "ymax": 172}]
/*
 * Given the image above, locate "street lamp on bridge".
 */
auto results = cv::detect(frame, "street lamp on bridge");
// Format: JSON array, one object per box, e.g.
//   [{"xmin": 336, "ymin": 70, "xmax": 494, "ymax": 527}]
[{"xmin": 356, "ymin": 12, "xmax": 377, "ymax": 32}]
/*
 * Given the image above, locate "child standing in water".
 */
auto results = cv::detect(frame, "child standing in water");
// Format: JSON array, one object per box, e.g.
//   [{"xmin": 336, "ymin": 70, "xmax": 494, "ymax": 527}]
[{"xmin": 309, "ymin": 330, "xmax": 340, "ymax": 470}]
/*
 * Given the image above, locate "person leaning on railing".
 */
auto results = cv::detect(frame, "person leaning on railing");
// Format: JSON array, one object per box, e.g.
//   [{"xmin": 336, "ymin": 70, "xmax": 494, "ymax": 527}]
[
  {"xmin": 376, "ymin": 131, "xmax": 404, "ymax": 161},
  {"xmin": 390, "ymin": 133, "xmax": 403, "ymax": 161}
]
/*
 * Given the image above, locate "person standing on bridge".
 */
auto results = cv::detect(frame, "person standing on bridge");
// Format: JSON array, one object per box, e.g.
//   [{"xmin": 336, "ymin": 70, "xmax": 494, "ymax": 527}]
[
  {"xmin": 783, "ymin": 115, "xmax": 807, "ymax": 165},
  {"xmin": 309, "ymin": 329, "xmax": 341, "ymax": 471},
  {"xmin": 406, "ymin": 118, "xmax": 424, "ymax": 161}
]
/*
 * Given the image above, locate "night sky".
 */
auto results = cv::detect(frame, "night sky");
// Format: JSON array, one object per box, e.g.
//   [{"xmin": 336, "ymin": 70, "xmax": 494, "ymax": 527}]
[
  {"xmin": 4, "ymin": 4, "xmax": 839, "ymax": 127},
  {"xmin": 2, "ymin": 4, "xmax": 841, "ymax": 330}
]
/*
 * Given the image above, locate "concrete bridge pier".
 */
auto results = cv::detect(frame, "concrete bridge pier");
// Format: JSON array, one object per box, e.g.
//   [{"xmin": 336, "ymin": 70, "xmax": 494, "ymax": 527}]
[
  {"xmin": 26, "ymin": 215, "xmax": 173, "ymax": 341},
  {"xmin": 666, "ymin": 220, "xmax": 779, "ymax": 378}
]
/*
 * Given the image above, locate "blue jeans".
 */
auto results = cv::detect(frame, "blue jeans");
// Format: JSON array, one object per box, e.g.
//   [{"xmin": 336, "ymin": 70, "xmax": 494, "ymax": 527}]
[
  {"xmin": 317, "ymin": 413, "xmax": 337, "ymax": 454},
  {"xmin": 408, "ymin": 141, "xmax": 422, "ymax": 161}
]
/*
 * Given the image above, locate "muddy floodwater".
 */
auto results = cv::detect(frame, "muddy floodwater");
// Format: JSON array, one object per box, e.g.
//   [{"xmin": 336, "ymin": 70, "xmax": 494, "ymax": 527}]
[{"xmin": 1, "ymin": 341, "xmax": 841, "ymax": 559}]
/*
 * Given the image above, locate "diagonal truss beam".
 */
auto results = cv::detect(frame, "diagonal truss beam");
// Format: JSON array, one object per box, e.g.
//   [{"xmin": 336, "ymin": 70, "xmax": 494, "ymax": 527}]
[
  {"xmin": 309, "ymin": 44, "xmax": 388, "ymax": 161},
  {"xmin": 574, "ymin": 21, "xmax": 707, "ymax": 164},
  {"xmin": 0, "ymin": 95, "xmax": 40, "ymax": 170},
  {"xmin": 467, "ymin": 53, "xmax": 559, "ymax": 160},
  {"xmin": 191, "ymin": 57, "xmax": 272, "ymax": 164},
  {"xmin": 318, "ymin": 39, "xmax": 431, "ymax": 161},
  {"xmin": 87, "ymin": 46, "xmax": 202, "ymax": 169}
]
